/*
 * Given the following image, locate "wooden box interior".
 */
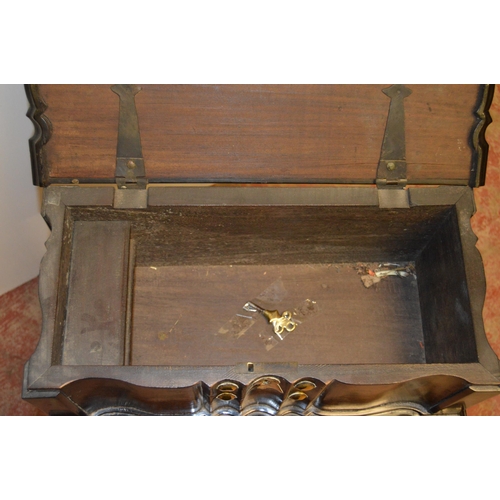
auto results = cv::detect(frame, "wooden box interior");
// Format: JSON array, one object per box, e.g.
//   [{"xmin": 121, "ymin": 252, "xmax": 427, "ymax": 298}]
[
  {"xmin": 57, "ymin": 201, "xmax": 476, "ymax": 370},
  {"xmin": 23, "ymin": 84, "xmax": 500, "ymax": 414}
]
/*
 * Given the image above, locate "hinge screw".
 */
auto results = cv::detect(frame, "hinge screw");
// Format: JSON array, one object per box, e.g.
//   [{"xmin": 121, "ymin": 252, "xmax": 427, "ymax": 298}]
[
  {"xmin": 387, "ymin": 162, "xmax": 396, "ymax": 171},
  {"xmin": 127, "ymin": 160, "xmax": 136, "ymax": 169}
]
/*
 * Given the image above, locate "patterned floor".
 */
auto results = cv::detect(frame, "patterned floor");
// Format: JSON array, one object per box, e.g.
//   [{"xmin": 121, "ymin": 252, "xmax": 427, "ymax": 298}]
[
  {"xmin": 1, "ymin": 90, "xmax": 500, "ymax": 416},
  {"xmin": 0, "ymin": 277, "xmax": 44, "ymax": 415}
]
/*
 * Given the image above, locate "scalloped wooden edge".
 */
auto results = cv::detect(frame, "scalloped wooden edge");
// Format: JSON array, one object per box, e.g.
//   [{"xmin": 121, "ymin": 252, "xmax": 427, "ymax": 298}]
[
  {"xmin": 470, "ymin": 84, "xmax": 495, "ymax": 187},
  {"xmin": 25, "ymin": 84, "xmax": 52, "ymax": 187}
]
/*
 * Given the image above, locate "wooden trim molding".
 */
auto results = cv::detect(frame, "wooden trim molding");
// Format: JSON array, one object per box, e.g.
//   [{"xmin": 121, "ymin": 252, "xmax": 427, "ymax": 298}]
[
  {"xmin": 22, "ymin": 372, "xmax": 494, "ymax": 416},
  {"xmin": 25, "ymin": 84, "xmax": 52, "ymax": 187},
  {"xmin": 470, "ymin": 84, "xmax": 495, "ymax": 187}
]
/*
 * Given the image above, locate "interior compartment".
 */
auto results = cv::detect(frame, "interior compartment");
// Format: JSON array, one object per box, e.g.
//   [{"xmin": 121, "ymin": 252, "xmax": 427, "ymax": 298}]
[{"xmin": 60, "ymin": 204, "xmax": 478, "ymax": 367}]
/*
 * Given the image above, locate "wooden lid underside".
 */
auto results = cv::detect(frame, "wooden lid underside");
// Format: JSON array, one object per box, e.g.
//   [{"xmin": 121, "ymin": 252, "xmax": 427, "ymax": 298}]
[{"xmin": 30, "ymin": 84, "xmax": 492, "ymax": 186}]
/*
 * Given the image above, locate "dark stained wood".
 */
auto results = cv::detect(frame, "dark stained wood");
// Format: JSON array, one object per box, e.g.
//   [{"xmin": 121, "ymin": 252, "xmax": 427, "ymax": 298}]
[
  {"xmin": 36, "ymin": 84, "xmax": 485, "ymax": 185},
  {"xmin": 61, "ymin": 221, "xmax": 131, "ymax": 365},
  {"xmin": 416, "ymin": 208, "xmax": 477, "ymax": 363},
  {"xmin": 31, "ymin": 375, "xmax": 473, "ymax": 415},
  {"xmin": 39, "ymin": 85, "xmax": 117, "ymax": 183},
  {"xmin": 316, "ymin": 376, "xmax": 468, "ymax": 409},
  {"xmin": 405, "ymin": 85, "xmax": 485, "ymax": 182},
  {"xmin": 28, "ymin": 362, "xmax": 500, "ymax": 391},
  {"xmin": 70, "ymin": 205, "xmax": 451, "ymax": 266},
  {"xmin": 131, "ymin": 263, "xmax": 425, "ymax": 366}
]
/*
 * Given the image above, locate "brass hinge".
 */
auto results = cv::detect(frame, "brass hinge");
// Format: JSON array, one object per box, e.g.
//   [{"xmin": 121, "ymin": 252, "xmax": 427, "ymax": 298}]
[
  {"xmin": 377, "ymin": 84, "xmax": 412, "ymax": 208},
  {"xmin": 111, "ymin": 84, "xmax": 147, "ymax": 190}
]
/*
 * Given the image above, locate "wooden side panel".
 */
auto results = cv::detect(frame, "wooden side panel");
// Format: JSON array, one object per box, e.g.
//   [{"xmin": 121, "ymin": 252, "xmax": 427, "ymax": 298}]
[
  {"xmin": 37, "ymin": 84, "xmax": 483, "ymax": 185},
  {"xmin": 416, "ymin": 209, "xmax": 477, "ymax": 363},
  {"xmin": 61, "ymin": 221, "xmax": 131, "ymax": 365}
]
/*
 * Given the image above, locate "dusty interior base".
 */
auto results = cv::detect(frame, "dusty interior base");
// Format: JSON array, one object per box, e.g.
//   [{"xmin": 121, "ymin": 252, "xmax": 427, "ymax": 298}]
[
  {"xmin": 131, "ymin": 262, "xmax": 425, "ymax": 366},
  {"xmin": 56, "ymin": 203, "xmax": 478, "ymax": 368}
]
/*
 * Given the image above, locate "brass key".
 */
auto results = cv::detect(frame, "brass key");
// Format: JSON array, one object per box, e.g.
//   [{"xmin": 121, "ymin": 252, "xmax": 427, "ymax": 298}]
[{"xmin": 243, "ymin": 301, "xmax": 297, "ymax": 340}]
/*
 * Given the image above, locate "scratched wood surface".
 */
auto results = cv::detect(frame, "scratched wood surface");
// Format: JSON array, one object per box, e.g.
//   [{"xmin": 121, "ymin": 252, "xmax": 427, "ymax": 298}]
[
  {"xmin": 61, "ymin": 221, "xmax": 131, "ymax": 365},
  {"xmin": 130, "ymin": 263, "xmax": 425, "ymax": 366},
  {"xmin": 70, "ymin": 205, "xmax": 451, "ymax": 266},
  {"xmin": 417, "ymin": 209, "xmax": 477, "ymax": 363},
  {"xmin": 38, "ymin": 84, "xmax": 482, "ymax": 184}
]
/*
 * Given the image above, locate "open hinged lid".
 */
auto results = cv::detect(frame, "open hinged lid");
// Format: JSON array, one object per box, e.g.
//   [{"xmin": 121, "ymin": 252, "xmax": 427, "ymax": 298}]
[{"xmin": 26, "ymin": 84, "xmax": 494, "ymax": 188}]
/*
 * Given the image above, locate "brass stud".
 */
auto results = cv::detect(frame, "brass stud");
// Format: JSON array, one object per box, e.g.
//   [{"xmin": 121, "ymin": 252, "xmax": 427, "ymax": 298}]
[
  {"xmin": 216, "ymin": 393, "xmax": 236, "ymax": 401},
  {"xmin": 289, "ymin": 391, "xmax": 308, "ymax": 401},
  {"xmin": 387, "ymin": 162, "xmax": 396, "ymax": 171},
  {"xmin": 217, "ymin": 382, "xmax": 239, "ymax": 392},
  {"xmin": 295, "ymin": 380, "xmax": 317, "ymax": 391}
]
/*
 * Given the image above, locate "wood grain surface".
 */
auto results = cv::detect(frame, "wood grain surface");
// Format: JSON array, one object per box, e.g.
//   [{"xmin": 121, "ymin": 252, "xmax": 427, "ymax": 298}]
[
  {"xmin": 38, "ymin": 84, "xmax": 482, "ymax": 184},
  {"xmin": 131, "ymin": 263, "xmax": 425, "ymax": 366},
  {"xmin": 417, "ymin": 209, "xmax": 477, "ymax": 363},
  {"xmin": 70, "ymin": 204, "xmax": 451, "ymax": 266},
  {"xmin": 61, "ymin": 221, "xmax": 131, "ymax": 365},
  {"xmin": 6, "ymin": 87, "xmax": 500, "ymax": 415}
]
